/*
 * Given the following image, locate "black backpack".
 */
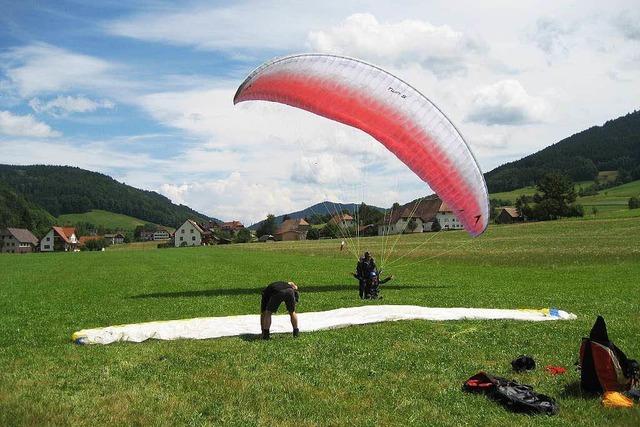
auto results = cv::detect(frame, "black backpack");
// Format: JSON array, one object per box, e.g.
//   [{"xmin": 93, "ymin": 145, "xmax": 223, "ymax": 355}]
[
  {"xmin": 463, "ymin": 372, "xmax": 558, "ymax": 415},
  {"xmin": 578, "ymin": 316, "xmax": 639, "ymax": 393}
]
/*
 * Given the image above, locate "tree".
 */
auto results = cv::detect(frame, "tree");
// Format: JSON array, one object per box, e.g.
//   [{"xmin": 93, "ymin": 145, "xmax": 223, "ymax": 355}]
[
  {"xmin": 431, "ymin": 218, "xmax": 441, "ymax": 232},
  {"xmin": 531, "ymin": 173, "xmax": 578, "ymax": 220},
  {"xmin": 629, "ymin": 197, "xmax": 640, "ymax": 210},
  {"xmin": 320, "ymin": 222, "xmax": 339, "ymax": 238},
  {"xmin": 357, "ymin": 202, "xmax": 383, "ymax": 226},
  {"xmin": 234, "ymin": 228, "xmax": 253, "ymax": 243},
  {"xmin": 406, "ymin": 218, "xmax": 418, "ymax": 232},
  {"xmin": 306, "ymin": 228, "xmax": 320, "ymax": 240},
  {"xmin": 256, "ymin": 214, "xmax": 277, "ymax": 237},
  {"xmin": 282, "ymin": 214, "xmax": 291, "ymax": 221},
  {"xmin": 83, "ymin": 238, "xmax": 109, "ymax": 251}
]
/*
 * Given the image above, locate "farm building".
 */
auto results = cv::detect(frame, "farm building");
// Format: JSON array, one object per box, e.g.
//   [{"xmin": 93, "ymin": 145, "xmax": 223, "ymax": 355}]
[
  {"xmin": 78, "ymin": 235, "xmax": 102, "ymax": 248},
  {"xmin": 104, "ymin": 233, "xmax": 125, "ymax": 245},
  {"xmin": 0, "ymin": 228, "xmax": 39, "ymax": 254},
  {"xmin": 378, "ymin": 197, "xmax": 455, "ymax": 235},
  {"xmin": 220, "ymin": 221, "xmax": 245, "ymax": 234},
  {"xmin": 328, "ymin": 213, "xmax": 354, "ymax": 228},
  {"xmin": 174, "ymin": 220, "xmax": 217, "ymax": 246},
  {"xmin": 40, "ymin": 227, "xmax": 78, "ymax": 252},
  {"xmin": 495, "ymin": 207, "xmax": 523, "ymax": 224},
  {"xmin": 275, "ymin": 218, "xmax": 310, "ymax": 241},
  {"xmin": 152, "ymin": 229, "xmax": 170, "ymax": 240}
]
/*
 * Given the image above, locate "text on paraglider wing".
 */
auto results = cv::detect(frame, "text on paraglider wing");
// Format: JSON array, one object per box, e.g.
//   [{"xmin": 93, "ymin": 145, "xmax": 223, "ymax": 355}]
[{"xmin": 387, "ymin": 87, "xmax": 407, "ymax": 98}]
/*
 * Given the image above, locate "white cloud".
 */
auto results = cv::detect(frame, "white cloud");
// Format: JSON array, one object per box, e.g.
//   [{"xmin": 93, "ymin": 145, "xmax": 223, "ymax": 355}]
[
  {"xmin": 528, "ymin": 17, "xmax": 574, "ymax": 60},
  {"xmin": 0, "ymin": 44, "xmax": 120, "ymax": 97},
  {"xmin": 307, "ymin": 13, "xmax": 483, "ymax": 75},
  {"xmin": 0, "ymin": 111, "xmax": 60, "ymax": 137},
  {"xmin": 29, "ymin": 96, "xmax": 115, "ymax": 116},
  {"xmin": 105, "ymin": 2, "xmax": 328, "ymax": 51},
  {"xmin": 466, "ymin": 80, "xmax": 548, "ymax": 126},
  {"xmin": 615, "ymin": 10, "xmax": 640, "ymax": 41}
]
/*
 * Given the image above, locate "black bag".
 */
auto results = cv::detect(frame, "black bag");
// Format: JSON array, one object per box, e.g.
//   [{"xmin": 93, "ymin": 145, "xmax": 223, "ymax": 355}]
[
  {"xmin": 578, "ymin": 316, "xmax": 639, "ymax": 393},
  {"xmin": 463, "ymin": 372, "xmax": 558, "ymax": 415}
]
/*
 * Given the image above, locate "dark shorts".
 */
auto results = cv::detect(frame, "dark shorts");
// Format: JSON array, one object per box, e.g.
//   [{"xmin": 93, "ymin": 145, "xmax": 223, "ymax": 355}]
[{"xmin": 261, "ymin": 289, "xmax": 296, "ymax": 313}]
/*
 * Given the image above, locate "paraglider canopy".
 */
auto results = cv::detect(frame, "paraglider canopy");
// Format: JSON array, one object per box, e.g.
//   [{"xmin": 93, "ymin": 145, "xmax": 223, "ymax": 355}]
[{"xmin": 234, "ymin": 54, "xmax": 489, "ymax": 236}]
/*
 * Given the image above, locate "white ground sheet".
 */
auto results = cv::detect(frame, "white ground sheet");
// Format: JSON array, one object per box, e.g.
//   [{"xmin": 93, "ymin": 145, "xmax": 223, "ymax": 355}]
[{"xmin": 72, "ymin": 305, "xmax": 576, "ymax": 345}]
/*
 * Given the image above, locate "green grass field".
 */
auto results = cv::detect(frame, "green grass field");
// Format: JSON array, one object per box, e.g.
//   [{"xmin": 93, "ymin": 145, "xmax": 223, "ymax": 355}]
[
  {"xmin": 1, "ymin": 209, "xmax": 639, "ymax": 426},
  {"xmin": 57, "ymin": 209, "xmax": 173, "ymax": 232}
]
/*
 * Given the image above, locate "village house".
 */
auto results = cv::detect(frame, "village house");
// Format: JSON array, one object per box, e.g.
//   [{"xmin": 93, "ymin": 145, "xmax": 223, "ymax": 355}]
[
  {"xmin": 328, "ymin": 213, "xmax": 355, "ymax": 228},
  {"xmin": 0, "ymin": 228, "xmax": 39, "ymax": 254},
  {"xmin": 274, "ymin": 218, "xmax": 310, "ymax": 241},
  {"xmin": 377, "ymin": 197, "xmax": 464, "ymax": 235},
  {"xmin": 152, "ymin": 229, "xmax": 170, "ymax": 240},
  {"xmin": 104, "ymin": 233, "xmax": 125, "ymax": 245},
  {"xmin": 495, "ymin": 207, "xmax": 524, "ymax": 224},
  {"xmin": 174, "ymin": 219, "xmax": 217, "ymax": 247},
  {"xmin": 220, "ymin": 220, "xmax": 244, "ymax": 234},
  {"xmin": 40, "ymin": 226, "xmax": 78, "ymax": 252}
]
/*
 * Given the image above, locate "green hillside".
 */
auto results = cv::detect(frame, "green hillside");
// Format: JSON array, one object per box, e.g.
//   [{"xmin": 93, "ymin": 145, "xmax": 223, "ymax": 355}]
[
  {"xmin": 57, "ymin": 210, "xmax": 173, "ymax": 233},
  {"xmin": 0, "ymin": 182, "xmax": 54, "ymax": 237},
  {"xmin": 490, "ymin": 179, "xmax": 640, "ymax": 213},
  {"xmin": 485, "ymin": 110, "xmax": 640, "ymax": 192},
  {"xmin": 0, "ymin": 165, "xmax": 213, "ymax": 227}
]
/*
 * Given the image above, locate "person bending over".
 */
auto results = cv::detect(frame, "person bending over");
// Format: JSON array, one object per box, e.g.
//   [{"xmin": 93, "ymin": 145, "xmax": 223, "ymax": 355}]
[{"xmin": 260, "ymin": 281, "xmax": 299, "ymax": 340}]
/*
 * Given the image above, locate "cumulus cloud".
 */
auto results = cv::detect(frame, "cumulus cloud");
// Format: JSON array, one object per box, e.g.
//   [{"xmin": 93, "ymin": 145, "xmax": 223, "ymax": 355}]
[
  {"xmin": 0, "ymin": 43, "xmax": 125, "ymax": 97},
  {"xmin": 29, "ymin": 95, "xmax": 115, "ymax": 116},
  {"xmin": 308, "ymin": 13, "xmax": 483, "ymax": 75},
  {"xmin": 0, "ymin": 110, "xmax": 60, "ymax": 137},
  {"xmin": 466, "ymin": 80, "xmax": 548, "ymax": 126}
]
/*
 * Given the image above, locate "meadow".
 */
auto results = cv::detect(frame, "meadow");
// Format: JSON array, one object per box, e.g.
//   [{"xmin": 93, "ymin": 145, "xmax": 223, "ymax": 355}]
[{"xmin": 1, "ymin": 210, "xmax": 639, "ymax": 426}]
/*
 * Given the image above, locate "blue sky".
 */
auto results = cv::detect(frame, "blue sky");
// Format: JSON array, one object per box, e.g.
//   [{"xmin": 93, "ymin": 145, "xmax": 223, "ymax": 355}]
[{"xmin": 1, "ymin": 1, "xmax": 639, "ymax": 224}]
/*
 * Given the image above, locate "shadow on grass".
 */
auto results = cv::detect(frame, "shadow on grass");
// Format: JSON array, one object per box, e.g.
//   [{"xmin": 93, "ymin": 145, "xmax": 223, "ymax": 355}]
[
  {"xmin": 130, "ymin": 284, "xmax": 448, "ymax": 299},
  {"xmin": 560, "ymin": 381, "xmax": 599, "ymax": 400}
]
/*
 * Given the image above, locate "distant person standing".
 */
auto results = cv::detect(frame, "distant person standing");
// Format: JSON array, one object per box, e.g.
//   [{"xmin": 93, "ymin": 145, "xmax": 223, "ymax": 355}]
[
  {"xmin": 260, "ymin": 281, "xmax": 299, "ymax": 340},
  {"xmin": 340, "ymin": 240, "xmax": 345, "ymax": 252}
]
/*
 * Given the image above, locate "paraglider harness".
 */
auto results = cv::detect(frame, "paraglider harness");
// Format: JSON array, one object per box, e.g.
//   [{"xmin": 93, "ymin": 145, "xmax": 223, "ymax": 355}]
[
  {"xmin": 463, "ymin": 372, "xmax": 558, "ymax": 415},
  {"xmin": 578, "ymin": 316, "xmax": 639, "ymax": 394}
]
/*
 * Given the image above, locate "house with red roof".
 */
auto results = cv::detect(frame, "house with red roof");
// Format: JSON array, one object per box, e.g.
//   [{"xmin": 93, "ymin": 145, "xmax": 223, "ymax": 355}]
[
  {"xmin": 0, "ymin": 228, "xmax": 39, "ymax": 253},
  {"xmin": 220, "ymin": 220, "xmax": 244, "ymax": 234},
  {"xmin": 275, "ymin": 218, "xmax": 310, "ymax": 241},
  {"xmin": 40, "ymin": 226, "xmax": 78, "ymax": 252},
  {"xmin": 328, "ymin": 213, "xmax": 354, "ymax": 228}
]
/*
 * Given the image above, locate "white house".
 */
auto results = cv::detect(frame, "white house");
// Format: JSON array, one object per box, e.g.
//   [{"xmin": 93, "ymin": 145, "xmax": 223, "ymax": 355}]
[
  {"xmin": 378, "ymin": 197, "xmax": 464, "ymax": 235},
  {"xmin": 174, "ymin": 219, "xmax": 205, "ymax": 247},
  {"xmin": 40, "ymin": 226, "xmax": 78, "ymax": 252},
  {"xmin": 436, "ymin": 202, "xmax": 464, "ymax": 231}
]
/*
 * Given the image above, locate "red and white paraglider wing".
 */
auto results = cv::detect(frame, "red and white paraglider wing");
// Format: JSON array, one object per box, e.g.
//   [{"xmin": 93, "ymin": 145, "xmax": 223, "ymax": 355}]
[{"xmin": 234, "ymin": 54, "xmax": 489, "ymax": 236}]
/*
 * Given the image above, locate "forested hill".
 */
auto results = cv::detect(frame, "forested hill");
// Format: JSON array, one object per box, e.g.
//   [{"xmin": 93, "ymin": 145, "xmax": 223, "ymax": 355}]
[
  {"xmin": 485, "ymin": 110, "xmax": 640, "ymax": 192},
  {"xmin": 249, "ymin": 201, "xmax": 384, "ymax": 229},
  {"xmin": 0, "ymin": 182, "xmax": 55, "ymax": 237},
  {"xmin": 0, "ymin": 165, "xmax": 212, "ymax": 228}
]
